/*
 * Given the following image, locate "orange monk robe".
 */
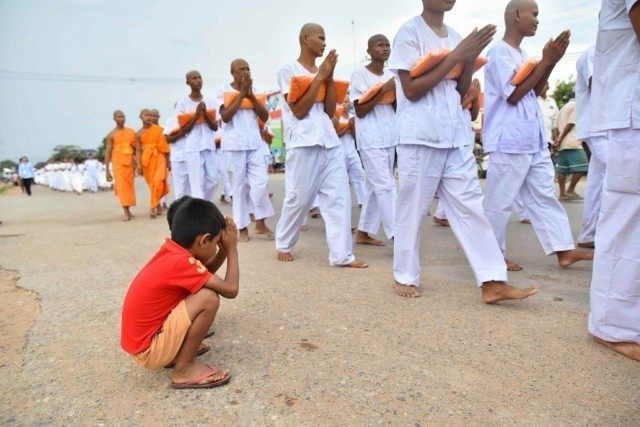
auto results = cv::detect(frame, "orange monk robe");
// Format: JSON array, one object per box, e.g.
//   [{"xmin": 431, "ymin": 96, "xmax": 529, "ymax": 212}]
[
  {"xmin": 140, "ymin": 124, "xmax": 170, "ymax": 208},
  {"xmin": 112, "ymin": 128, "xmax": 137, "ymax": 207}
]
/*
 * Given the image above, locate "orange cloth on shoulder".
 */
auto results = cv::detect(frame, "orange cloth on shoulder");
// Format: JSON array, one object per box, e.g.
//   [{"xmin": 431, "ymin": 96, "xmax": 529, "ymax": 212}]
[
  {"xmin": 223, "ymin": 92, "xmax": 267, "ymax": 109},
  {"xmin": 511, "ymin": 59, "xmax": 538, "ymax": 85},
  {"xmin": 288, "ymin": 76, "xmax": 350, "ymax": 104},
  {"xmin": 411, "ymin": 49, "xmax": 488, "ymax": 79},
  {"xmin": 358, "ymin": 82, "xmax": 396, "ymax": 104},
  {"xmin": 177, "ymin": 109, "xmax": 217, "ymax": 128}
]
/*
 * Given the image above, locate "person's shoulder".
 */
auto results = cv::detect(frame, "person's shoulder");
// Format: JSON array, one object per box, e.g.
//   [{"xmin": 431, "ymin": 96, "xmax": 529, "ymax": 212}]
[{"xmin": 395, "ymin": 16, "xmax": 420, "ymax": 39}]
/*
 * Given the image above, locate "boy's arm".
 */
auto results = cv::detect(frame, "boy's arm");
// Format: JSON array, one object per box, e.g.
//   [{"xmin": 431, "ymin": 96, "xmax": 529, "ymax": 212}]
[
  {"xmin": 552, "ymin": 123, "xmax": 574, "ymax": 149},
  {"xmin": 104, "ymin": 131, "xmax": 114, "ymax": 181},
  {"xmin": 202, "ymin": 216, "xmax": 239, "ymax": 299},
  {"xmin": 355, "ymin": 78, "xmax": 395, "ymax": 118},
  {"xmin": 507, "ymin": 31, "xmax": 570, "ymax": 105},
  {"xmin": 629, "ymin": 0, "xmax": 640, "ymax": 42}
]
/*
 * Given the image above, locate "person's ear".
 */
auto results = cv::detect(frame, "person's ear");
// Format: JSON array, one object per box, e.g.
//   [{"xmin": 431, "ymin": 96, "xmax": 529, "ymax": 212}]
[{"xmin": 200, "ymin": 233, "xmax": 212, "ymax": 247}]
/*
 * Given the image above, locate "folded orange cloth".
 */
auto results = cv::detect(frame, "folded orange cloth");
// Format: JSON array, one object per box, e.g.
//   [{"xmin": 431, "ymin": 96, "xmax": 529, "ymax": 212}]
[
  {"xmin": 511, "ymin": 59, "xmax": 538, "ymax": 85},
  {"xmin": 288, "ymin": 76, "xmax": 350, "ymax": 104},
  {"xmin": 445, "ymin": 56, "xmax": 489, "ymax": 79},
  {"xmin": 223, "ymin": 92, "xmax": 267, "ymax": 109},
  {"xmin": 410, "ymin": 49, "xmax": 451, "ymax": 78},
  {"xmin": 359, "ymin": 82, "xmax": 397, "ymax": 104},
  {"xmin": 177, "ymin": 109, "xmax": 217, "ymax": 128}
]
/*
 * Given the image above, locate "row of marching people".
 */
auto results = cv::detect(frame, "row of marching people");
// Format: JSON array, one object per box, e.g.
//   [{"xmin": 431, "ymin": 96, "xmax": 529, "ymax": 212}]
[{"xmin": 33, "ymin": 155, "xmax": 112, "ymax": 195}]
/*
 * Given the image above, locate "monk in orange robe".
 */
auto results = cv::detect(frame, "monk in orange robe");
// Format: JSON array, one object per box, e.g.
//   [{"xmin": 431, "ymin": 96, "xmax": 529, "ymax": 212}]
[
  {"xmin": 105, "ymin": 110, "xmax": 137, "ymax": 221},
  {"xmin": 136, "ymin": 109, "xmax": 170, "ymax": 218}
]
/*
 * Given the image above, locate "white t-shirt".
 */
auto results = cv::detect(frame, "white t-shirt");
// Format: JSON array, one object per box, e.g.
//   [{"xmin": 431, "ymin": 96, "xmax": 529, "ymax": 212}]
[
  {"xmin": 556, "ymin": 100, "xmax": 581, "ymax": 150},
  {"xmin": 483, "ymin": 40, "xmax": 547, "ymax": 154},
  {"xmin": 538, "ymin": 96, "xmax": 559, "ymax": 143},
  {"xmin": 349, "ymin": 66, "xmax": 398, "ymax": 150},
  {"xmin": 277, "ymin": 61, "xmax": 341, "ymax": 149},
  {"xmin": 575, "ymin": 46, "xmax": 606, "ymax": 140},
  {"xmin": 388, "ymin": 16, "xmax": 468, "ymax": 148},
  {"xmin": 164, "ymin": 95, "xmax": 217, "ymax": 155},
  {"xmin": 215, "ymin": 83, "xmax": 263, "ymax": 151},
  {"xmin": 591, "ymin": 0, "xmax": 640, "ymax": 132}
]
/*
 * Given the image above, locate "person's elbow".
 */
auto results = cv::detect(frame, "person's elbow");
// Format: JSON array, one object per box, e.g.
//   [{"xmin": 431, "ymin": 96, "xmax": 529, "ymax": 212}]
[{"xmin": 223, "ymin": 283, "xmax": 239, "ymax": 299}]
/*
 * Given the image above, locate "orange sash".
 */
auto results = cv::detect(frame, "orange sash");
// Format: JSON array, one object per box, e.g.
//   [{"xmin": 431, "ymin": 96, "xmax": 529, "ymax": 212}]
[
  {"xmin": 359, "ymin": 82, "xmax": 396, "ymax": 104},
  {"xmin": 511, "ymin": 59, "xmax": 538, "ymax": 85},
  {"xmin": 223, "ymin": 92, "xmax": 267, "ymax": 109},
  {"xmin": 177, "ymin": 109, "xmax": 217, "ymax": 128}
]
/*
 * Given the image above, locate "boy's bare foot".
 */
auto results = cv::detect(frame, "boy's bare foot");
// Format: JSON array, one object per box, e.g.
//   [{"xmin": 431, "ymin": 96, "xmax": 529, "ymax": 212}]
[
  {"xmin": 310, "ymin": 207, "xmax": 320, "ymax": 218},
  {"xmin": 505, "ymin": 258, "xmax": 523, "ymax": 271},
  {"xmin": 432, "ymin": 217, "xmax": 450, "ymax": 227},
  {"xmin": 254, "ymin": 220, "xmax": 275, "ymax": 238},
  {"xmin": 219, "ymin": 195, "xmax": 228, "ymax": 204},
  {"xmin": 578, "ymin": 242, "xmax": 595, "ymax": 249},
  {"xmin": 557, "ymin": 249, "xmax": 593, "ymax": 267},
  {"xmin": 238, "ymin": 228, "xmax": 249, "ymax": 242},
  {"xmin": 355, "ymin": 230, "xmax": 385, "ymax": 246},
  {"xmin": 520, "ymin": 219, "xmax": 532, "ymax": 224},
  {"xmin": 393, "ymin": 281, "xmax": 421, "ymax": 298},
  {"xmin": 268, "ymin": 192, "xmax": 273, "ymax": 199},
  {"xmin": 594, "ymin": 337, "xmax": 640, "ymax": 361},
  {"xmin": 277, "ymin": 251, "xmax": 294, "ymax": 262},
  {"xmin": 344, "ymin": 260, "xmax": 368, "ymax": 268},
  {"xmin": 351, "ymin": 225, "xmax": 357, "ymax": 233},
  {"xmin": 171, "ymin": 362, "xmax": 230, "ymax": 389},
  {"xmin": 123, "ymin": 207, "xmax": 133, "ymax": 221},
  {"xmin": 249, "ymin": 213, "xmax": 255, "ymax": 223},
  {"xmin": 149, "ymin": 208, "xmax": 157, "ymax": 219},
  {"xmin": 481, "ymin": 281, "xmax": 538, "ymax": 304}
]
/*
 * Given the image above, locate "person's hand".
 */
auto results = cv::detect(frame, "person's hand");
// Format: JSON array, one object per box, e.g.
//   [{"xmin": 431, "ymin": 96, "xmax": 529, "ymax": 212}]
[
  {"xmin": 467, "ymin": 78, "xmax": 481, "ymax": 99},
  {"xmin": 382, "ymin": 77, "xmax": 396, "ymax": 93},
  {"xmin": 195, "ymin": 101, "xmax": 206, "ymax": 117},
  {"xmin": 106, "ymin": 171, "xmax": 113, "ymax": 182},
  {"xmin": 317, "ymin": 50, "xmax": 338, "ymax": 80},
  {"xmin": 240, "ymin": 76, "xmax": 252, "ymax": 96},
  {"xmin": 552, "ymin": 137, "xmax": 561, "ymax": 149},
  {"xmin": 541, "ymin": 30, "xmax": 571, "ymax": 65},
  {"xmin": 452, "ymin": 24, "xmax": 497, "ymax": 62},
  {"xmin": 221, "ymin": 216, "xmax": 238, "ymax": 250}
]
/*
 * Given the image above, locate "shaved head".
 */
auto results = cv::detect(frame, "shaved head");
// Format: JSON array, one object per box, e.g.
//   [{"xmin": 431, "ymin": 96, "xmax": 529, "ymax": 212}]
[
  {"xmin": 185, "ymin": 70, "xmax": 200, "ymax": 80},
  {"xmin": 140, "ymin": 108, "xmax": 151, "ymax": 116},
  {"xmin": 113, "ymin": 110, "xmax": 124, "ymax": 118},
  {"xmin": 368, "ymin": 34, "xmax": 388, "ymax": 49},
  {"xmin": 150, "ymin": 109, "xmax": 159, "ymax": 115},
  {"xmin": 505, "ymin": 0, "xmax": 537, "ymax": 25},
  {"xmin": 299, "ymin": 23, "xmax": 324, "ymax": 45},
  {"xmin": 230, "ymin": 58, "xmax": 248, "ymax": 73}
]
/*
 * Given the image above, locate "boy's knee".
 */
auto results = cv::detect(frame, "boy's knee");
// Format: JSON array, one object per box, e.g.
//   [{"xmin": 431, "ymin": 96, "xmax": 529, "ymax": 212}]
[{"xmin": 193, "ymin": 287, "xmax": 220, "ymax": 310}]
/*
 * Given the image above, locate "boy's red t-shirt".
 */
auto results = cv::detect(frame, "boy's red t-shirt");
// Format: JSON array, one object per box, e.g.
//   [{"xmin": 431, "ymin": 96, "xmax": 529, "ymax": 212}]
[{"xmin": 121, "ymin": 238, "xmax": 212, "ymax": 354}]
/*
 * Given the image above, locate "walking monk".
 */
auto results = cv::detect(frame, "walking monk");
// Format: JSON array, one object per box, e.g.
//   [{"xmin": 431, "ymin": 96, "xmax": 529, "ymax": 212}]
[
  {"xmin": 136, "ymin": 109, "xmax": 170, "ymax": 218},
  {"xmin": 106, "ymin": 110, "xmax": 137, "ymax": 221}
]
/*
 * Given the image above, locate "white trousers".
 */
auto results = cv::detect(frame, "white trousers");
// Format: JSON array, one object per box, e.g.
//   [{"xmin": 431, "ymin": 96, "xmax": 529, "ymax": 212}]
[
  {"xmin": 484, "ymin": 150, "xmax": 575, "ymax": 256},
  {"xmin": 436, "ymin": 193, "xmax": 528, "ymax": 222},
  {"xmin": 216, "ymin": 149, "xmax": 232, "ymax": 197},
  {"xmin": 276, "ymin": 145, "xmax": 355, "ymax": 266},
  {"xmin": 393, "ymin": 144, "xmax": 508, "ymax": 287},
  {"xmin": 86, "ymin": 173, "xmax": 99, "ymax": 193},
  {"xmin": 230, "ymin": 149, "xmax": 275, "ymax": 229},
  {"xmin": 343, "ymin": 141, "xmax": 366, "ymax": 205},
  {"xmin": 578, "ymin": 135, "xmax": 608, "ymax": 244},
  {"xmin": 357, "ymin": 147, "xmax": 397, "ymax": 239},
  {"xmin": 589, "ymin": 128, "xmax": 640, "ymax": 344},
  {"xmin": 171, "ymin": 161, "xmax": 190, "ymax": 200},
  {"xmin": 185, "ymin": 150, "xmax": 218, "ymax": 201}
]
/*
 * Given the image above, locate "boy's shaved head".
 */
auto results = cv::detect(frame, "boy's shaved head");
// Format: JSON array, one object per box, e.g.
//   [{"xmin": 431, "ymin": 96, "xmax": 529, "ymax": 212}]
[
  {"xmin": 185, "ymin": 70, "xmax": 200, "ymax": 80},
  {"xmin": 505, "ymin": 0, "xmax": 537, "ymax": 25},
  {"xmin": 368, "ymin": 34, "xmax": 388, "ymax": 48},
  {"xmin": 299, "ymin": 23, "xmax": 324, "ymax": 45},
  {"xmin": 230, "ymin": 58, "xmax": 249, "ymax": 73}
]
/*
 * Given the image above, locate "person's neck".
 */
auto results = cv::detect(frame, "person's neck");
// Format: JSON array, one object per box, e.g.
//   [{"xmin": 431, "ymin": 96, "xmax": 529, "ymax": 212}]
[
  {"xmin": 297, "ymin": 50, "xmax": 318, "ymax": 71},
  {"xmin": 143, "ymin": 123, "xmax": 151, "ymax": 129},
  {"xmin": 116, "ymin": 124, "xmax": 124, "ymax": 130},
  {"xmin": 366, "ymin": 58, "xmax": 385, "ymax": 75},
  {"xmin": 421, "ymin": 8, "xmax": 446, "ymax": 33},
  {"xmin": 231, "ymin": 79, "xmax": 241, "ymax": 91},
  {"xmin": 503, "ymin": 29, "xmax": 524, "ymax": 50},
  {"xmin": 189, "ymin": 90, "xmax": 202, "ymax": 101},
  {"xmin": 540, "ymin": 94, "xmax": 547, "ymax": 99}
]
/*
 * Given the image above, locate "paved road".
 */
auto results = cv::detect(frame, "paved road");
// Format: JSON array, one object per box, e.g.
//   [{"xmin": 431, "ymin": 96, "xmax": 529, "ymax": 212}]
[{"xmin": 0, "ymin": 176, "xmax": 638, "ymax": 425}]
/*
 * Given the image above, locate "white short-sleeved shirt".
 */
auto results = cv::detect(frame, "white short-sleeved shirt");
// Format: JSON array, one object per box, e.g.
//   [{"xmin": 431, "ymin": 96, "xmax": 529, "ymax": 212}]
[
  {"xmin": 388, "ymin": 16, "xmax": 468, "ymax": 148},
  {"xmin": 538, "ymin": 96, "xmax": 559, "ymax": 143},
  {"xmin": 277, "ymin": 61, "xmax": 341, "ymax": 149},
  {"xmin": 575, "ymin": 46, "xmax": 606, "ymax": 140},
  {"xmin": 165, "ymin": 95, "xmax": 217, "ymax": 154},
  {"xmin": 214, "ymin": 83, "xmax": 263, "ymax": 151},
  {"xmin": 349, "ymin": 67, "xmax": 398, "ymax": 150},
  {"xmin": 556, "ymin": 100, "xmax": 581, "ymax": 150},
  {"xmin": 482, "ymin": 40, "xmax": 547, "ymax": 154},
  {"xmin": 591, "ymin": 0, "xmax": 640, "ymax": 132},
  {"xmin": 162, "ymin": 115, "xmax": 184, "ymax": 162}
]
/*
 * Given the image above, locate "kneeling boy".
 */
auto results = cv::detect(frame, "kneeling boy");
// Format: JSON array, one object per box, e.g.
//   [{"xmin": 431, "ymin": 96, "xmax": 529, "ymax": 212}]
[{"xmin": 121, "ymin": 196, "xmax": 239, "ymax": 389}]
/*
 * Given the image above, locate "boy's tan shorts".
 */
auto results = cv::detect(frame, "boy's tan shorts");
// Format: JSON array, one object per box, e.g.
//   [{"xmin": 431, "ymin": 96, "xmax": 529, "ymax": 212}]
[{"xmin": 132, "ymin": 300, "xmax": 192, "ymax": 370}]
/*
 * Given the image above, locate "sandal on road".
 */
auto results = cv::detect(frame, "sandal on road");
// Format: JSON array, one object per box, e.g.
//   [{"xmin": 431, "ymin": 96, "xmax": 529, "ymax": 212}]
[{"xmin": 171, "ymin": 366, "xmax": 230, "ymax": 389}]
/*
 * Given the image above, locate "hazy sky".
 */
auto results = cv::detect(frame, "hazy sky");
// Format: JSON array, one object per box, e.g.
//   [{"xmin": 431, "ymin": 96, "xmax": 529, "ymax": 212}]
[{"xmin": 0, "ymin": 0, "xmax": 599, "ymax": 163}]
